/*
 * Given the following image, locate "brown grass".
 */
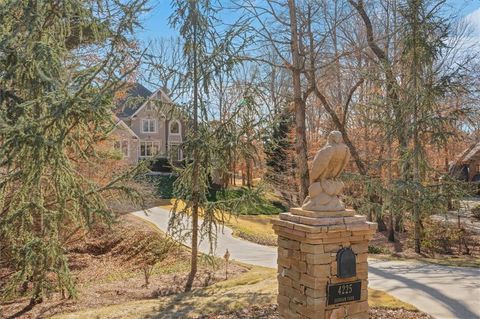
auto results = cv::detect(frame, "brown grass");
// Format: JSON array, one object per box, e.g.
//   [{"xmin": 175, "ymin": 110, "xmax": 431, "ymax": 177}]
[
  {"xmin": 1, "ymin": 215, "xmax": 247, "ymax": 319},
  {"xmin": 51, "ymin": 265, "xmax": 420, "ymax": 319}
]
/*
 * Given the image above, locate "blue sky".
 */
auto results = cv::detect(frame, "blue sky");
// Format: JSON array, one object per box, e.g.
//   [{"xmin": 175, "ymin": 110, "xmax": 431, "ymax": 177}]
[
  {"xmin": 136, "ymin": 0, "xmax": 176, "ymax": 43},
  {"xmin": 135, "ymin": 0, "xmax": 480, "ymax": 45}
]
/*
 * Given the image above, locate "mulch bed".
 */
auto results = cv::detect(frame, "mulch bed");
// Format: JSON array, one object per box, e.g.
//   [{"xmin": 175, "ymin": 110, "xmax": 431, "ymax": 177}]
[
  {"xmin": 195, "ymin": 304, "xmax": 432, "ymax": 319},
  {"xmin": 370, "ymin": 308, "xmax": 432, "ymax": 319}
]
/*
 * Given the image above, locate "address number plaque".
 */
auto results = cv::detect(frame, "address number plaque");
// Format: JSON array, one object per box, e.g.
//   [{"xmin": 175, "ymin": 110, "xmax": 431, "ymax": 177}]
[{"xmin": 327, "ymin": 280, "xmax": 362, "ymax": 305}]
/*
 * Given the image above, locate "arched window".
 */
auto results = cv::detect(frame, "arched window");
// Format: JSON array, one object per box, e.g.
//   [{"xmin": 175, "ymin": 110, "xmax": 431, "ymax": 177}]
[{"xmin": 169, "ymin": 120, "xmax": 181, "ymax": 135}]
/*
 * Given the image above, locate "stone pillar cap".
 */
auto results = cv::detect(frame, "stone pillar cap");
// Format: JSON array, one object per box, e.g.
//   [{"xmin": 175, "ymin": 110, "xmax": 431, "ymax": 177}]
[{"xmin": 290, "ymin": 207, "xmax": 355, "ymax": 218}]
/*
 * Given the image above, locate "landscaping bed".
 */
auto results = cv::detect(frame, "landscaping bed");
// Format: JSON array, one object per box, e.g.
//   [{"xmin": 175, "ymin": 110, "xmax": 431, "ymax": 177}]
[
  {"xmin": 1, "ymin": 215, "xmax": 247, "ymax": 319},
  {"xmin": 368, "ymin": 222, "xmax": 480, "ymax": 267},
  {"xmin": 47, "ymin": 265, "xmax": 426, "ymax": 319},
  {"xmin": 194, "ymin": 303, "xmax": 432, "ymax": 319}
]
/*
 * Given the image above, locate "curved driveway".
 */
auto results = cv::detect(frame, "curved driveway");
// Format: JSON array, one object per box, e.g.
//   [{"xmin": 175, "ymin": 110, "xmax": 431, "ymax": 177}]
[{"xmin": 132, "ymin": 207, "xmax": 480, "ymax": 319}]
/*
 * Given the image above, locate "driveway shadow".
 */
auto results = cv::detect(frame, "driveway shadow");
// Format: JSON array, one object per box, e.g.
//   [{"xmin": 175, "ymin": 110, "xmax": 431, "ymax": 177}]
[{"xmin": 369, "ymin": 265, "xmax": 478, "ymax": 319}]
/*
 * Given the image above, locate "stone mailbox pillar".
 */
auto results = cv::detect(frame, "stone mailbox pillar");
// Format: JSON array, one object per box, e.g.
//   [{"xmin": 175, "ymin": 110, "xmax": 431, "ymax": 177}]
[
  {"xmin": 272, "ymin": 131, "xmax": 377, "ymax": 319},
  {"xmin": 272, "ymin": 208, "xmax": 376, "ymax": 319}
]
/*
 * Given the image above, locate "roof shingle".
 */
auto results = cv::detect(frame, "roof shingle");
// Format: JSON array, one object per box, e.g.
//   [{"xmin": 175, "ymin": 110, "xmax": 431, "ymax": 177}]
[{"xmin": 115, "ymin": 83, "xmax": 152, "ymax": 118}]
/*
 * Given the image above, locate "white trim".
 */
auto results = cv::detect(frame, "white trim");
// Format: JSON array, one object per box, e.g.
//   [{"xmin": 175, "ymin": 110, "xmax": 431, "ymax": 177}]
[
  {"xmin": 139, "ymin": 141, "xmax": 161, "ymax": 158},
  {"xmin": 141, "ymin": 118, "xmax": 157, "ymax": 133},
  {"xmin": 168, "ymin": 142, "xmax": 183, "ymax": 161},
  {"xmin": 114, "ymin": 139, "xmax": 130, "ymax": 158},
  {"xmin": 129, "ymin": 87, "xmax": 174, "ymax": 119},
  {"xmin": 112, "ymin": 119, "xmax": 139, "ymax": 139},
  {"xmin": 168, "ymin": 120, "xmax": 181, "ymax": 136}
]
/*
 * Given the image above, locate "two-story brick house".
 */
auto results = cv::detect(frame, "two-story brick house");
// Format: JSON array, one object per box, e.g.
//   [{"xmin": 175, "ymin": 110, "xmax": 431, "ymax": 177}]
[{"xmin": 111, "ymin": 83, "xmax": 185, "ymax": 165}]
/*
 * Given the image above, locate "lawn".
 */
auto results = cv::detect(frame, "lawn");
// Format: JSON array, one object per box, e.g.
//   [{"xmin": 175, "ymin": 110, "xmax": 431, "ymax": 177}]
[
  {"xmin": 52, "ymin": 265, "xmax": 418, "ymax": 319},
  {"xmin": 158, "ymin": 199, "xmax": 279, "ymax": 246},
  {"xmin": 215, "ymin": 187, "xmax": 287, "ymax": 215},
  {"xmin": 226, "ymin": 214, "xmax": 278, "ymax": 246}
]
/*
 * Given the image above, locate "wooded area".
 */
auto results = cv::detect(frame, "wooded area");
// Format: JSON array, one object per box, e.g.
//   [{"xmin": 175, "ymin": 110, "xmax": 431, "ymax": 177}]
[{"xmin": 1, "ymin": 0, "xmax": 479, "ymax": 314}]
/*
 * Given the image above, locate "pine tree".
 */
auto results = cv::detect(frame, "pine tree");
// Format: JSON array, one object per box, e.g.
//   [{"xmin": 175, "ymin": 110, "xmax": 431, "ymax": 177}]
[
  {"xmin": 389, "ymin": 0, "xmax": 468, "ymax": 253},
  {"xmin": 398, "ymin": 0, "xmax": 450, "ymax": 253},
  {"xmin": 168, "ymin": 0, "xmax": 252, "ymax": 292},
  {"xmin": 0, "ymin": 0, "xmax": 146, "ymax": 307},
  {"xmin": 264, "ymin": 108, "xmax": 297, "ymax": 205}
]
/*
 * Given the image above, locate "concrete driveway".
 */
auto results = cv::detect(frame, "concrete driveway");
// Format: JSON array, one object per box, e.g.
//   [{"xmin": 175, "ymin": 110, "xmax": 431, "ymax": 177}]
[
  {"xmin": 368, "ymin": 259, "xmax": 480, "ymax": 319},
  {"xmin": 132, "ymin": 207, "xmax": 480, "ymax": 319}
]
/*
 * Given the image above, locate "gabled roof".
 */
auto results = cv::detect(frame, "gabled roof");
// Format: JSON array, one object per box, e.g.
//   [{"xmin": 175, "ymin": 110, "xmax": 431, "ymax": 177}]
[
  {"xmin": 450, "ymin": 141, "xmax": 480, "ymax": 167},
  {"xmin": 114, "ymin": 83, "xmax": 175, "ymax": 119},
  {"xmin": 107, "ymin": 115, "xmax": 139, "ymax": 139},
  {"xmin": 129, "ymin": 87, "xmax": 174, "ymax": 118},
  {"xmin": 115, "ymin": 83, "xmax": 153, "ymax": 118},
  {"xmin": 115, "ymin": 119, "xmax": 139, "ymax": 139}
]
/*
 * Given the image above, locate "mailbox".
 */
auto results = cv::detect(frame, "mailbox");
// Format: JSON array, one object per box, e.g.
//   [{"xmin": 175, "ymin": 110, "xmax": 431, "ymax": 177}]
[{"xmin": 336, "ymin": 247, "xmax": 356, "ymax": 278}]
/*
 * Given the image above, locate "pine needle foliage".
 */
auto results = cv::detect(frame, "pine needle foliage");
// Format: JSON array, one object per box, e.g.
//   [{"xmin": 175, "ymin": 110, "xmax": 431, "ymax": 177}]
[
  {"xmin": 348, "ymin": 0, "xmax": 474, "ymax": 250},
  {"xmin": 0, "ymin": 0, "xmax": 147, "ymax": 304},
  {"xmin": 167, "ymin": 0, "xmax": 257, "ymax": 292},
  {"xmin": 263, "ymin": 108, "xmax": 297, "ymax": 206},
  {"xmin": 394, "ymin": 0, "xmax": 470, "ymax": 252}
]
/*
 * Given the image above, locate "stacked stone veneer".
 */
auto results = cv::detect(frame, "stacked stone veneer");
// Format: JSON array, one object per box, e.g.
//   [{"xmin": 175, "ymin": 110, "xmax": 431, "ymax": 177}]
[{"xmin": 272, "ymin": 208, "xmax": 377, "ymax": 319}]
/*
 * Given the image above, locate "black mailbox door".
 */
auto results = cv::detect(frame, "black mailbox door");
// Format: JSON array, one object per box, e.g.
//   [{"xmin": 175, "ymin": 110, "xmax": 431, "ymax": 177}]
[{"xmin": 336, "ymin": 248, "xmax": 356, "ymax": 278}]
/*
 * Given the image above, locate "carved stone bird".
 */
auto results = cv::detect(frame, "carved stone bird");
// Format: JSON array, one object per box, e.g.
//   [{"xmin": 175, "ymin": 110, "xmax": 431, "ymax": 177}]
[{"xmin": 302, "ymin": 131, "xmax": 350, "ymax": 211}]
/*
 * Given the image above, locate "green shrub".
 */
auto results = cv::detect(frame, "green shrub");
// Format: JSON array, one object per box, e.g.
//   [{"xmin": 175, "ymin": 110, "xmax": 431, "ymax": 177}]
[
  {"xmin": 139, "ymin": 174, "xmax": 177, "ymax": 199},
  {"xmin": 156, "ymin": 175, "xmax": 177, "ymax": 198},
  {"xmin": 271, "ymin": 200, "xmax": 288, "ymax": 212},
  {"xmin": 216, "ymin": 187, "xmax": 285, "ymax": 215},
  {"xmin": 368, "ymin": 245, "xmax": 388, "ymax": 254}
]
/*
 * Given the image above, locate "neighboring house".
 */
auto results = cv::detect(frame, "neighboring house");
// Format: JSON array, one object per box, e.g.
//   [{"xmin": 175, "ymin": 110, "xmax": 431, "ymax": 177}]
[
  {"xmin": 110, "ymin": 83, "xmax": 185, "ymax": 166},
  {"xmin": 450, "ymin": 142, "xmax": 480, "ymax": 182}
]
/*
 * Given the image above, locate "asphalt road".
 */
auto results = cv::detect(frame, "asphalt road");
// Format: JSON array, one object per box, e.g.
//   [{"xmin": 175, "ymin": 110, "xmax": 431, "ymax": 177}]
[{"xmin": 132, "ymin": 207, "xmax": 480, "ymax": 319}]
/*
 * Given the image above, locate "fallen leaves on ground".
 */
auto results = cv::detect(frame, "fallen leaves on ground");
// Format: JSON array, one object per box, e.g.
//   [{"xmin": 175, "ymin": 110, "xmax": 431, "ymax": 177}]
[
  {"xmin": 194, "ymin": 304, "xmax": 433, "ymax": 319},
  {"xmin": 1, "ymin": 215, "xmax": 247, "ymax": 319}
]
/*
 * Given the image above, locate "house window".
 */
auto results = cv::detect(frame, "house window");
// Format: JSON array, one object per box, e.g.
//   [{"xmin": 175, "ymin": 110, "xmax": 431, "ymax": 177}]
[
  {"xmin": 114, "ymin": 140, "xmax": 129, "ymax": 158},
  {"xmin": 168, "ymin": 143, "xmax": 183, "ymax": 161},
  {"xmin": 169, "ymin": 120, "xmax": 181, "ymax": 135},
  {"xmin": 140, "ymin": 141, "xmax": 160, "ymax": 158},
  {"xmin": 141, "ymin": 119, "xmax": 156, "ymax": 133}
]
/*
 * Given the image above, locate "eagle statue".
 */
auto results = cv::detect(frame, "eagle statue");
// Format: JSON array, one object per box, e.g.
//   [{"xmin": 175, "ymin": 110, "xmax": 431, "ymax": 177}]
[{"xmin": 302, "ymin": 131, "xmax": 350, "ymax": 212}]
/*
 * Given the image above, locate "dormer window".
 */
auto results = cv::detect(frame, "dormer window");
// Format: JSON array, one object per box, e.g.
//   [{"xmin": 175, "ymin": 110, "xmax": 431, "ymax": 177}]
[{"xmin": 142, "ymin": 118, "xmax": 156, "ymax": 133}]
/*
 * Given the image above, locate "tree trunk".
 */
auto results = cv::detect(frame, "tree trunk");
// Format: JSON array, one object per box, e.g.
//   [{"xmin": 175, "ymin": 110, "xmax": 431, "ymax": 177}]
[
  {"xmin": 232, "ymin": 157, "xmax": 236, "ymax": 186},
  {"xmin": 411, "ymin": 2, "xmax": 421, "ymax": 255},
  {"xmin": 186, "ymin": 2, "xmax": 200, "ymax": 291},
  {"xmin": 376, "ymin": 214, "xmax": 387, "ymax": 232},
  {"xmin": 366, "ymin": 208, "xmax": 372, "ymax": 222},
  {"xmin": 388, "ymin": 210, "xmax": 395, "ymax": 242},
  {"xmin": 414, "ymin": 216, "xmax": 421, "ymax": 254},
  {"xmin": 143, "ymin": 267, "xmax": 150, "ymax": 288},
  {"xmin": 395, "ymin": 215, "xmax": 403, "ymax": 232},
  {"xmin": 288, "ymin": 0, "xmax": 309, "ymax": 203},
  {"xmin": 185, "ymin": 201, "xmax": 199, "ymax": 291},
  {"xmin": 246, "ymin": 158, "xmax": 252, "ymax": 188}
]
